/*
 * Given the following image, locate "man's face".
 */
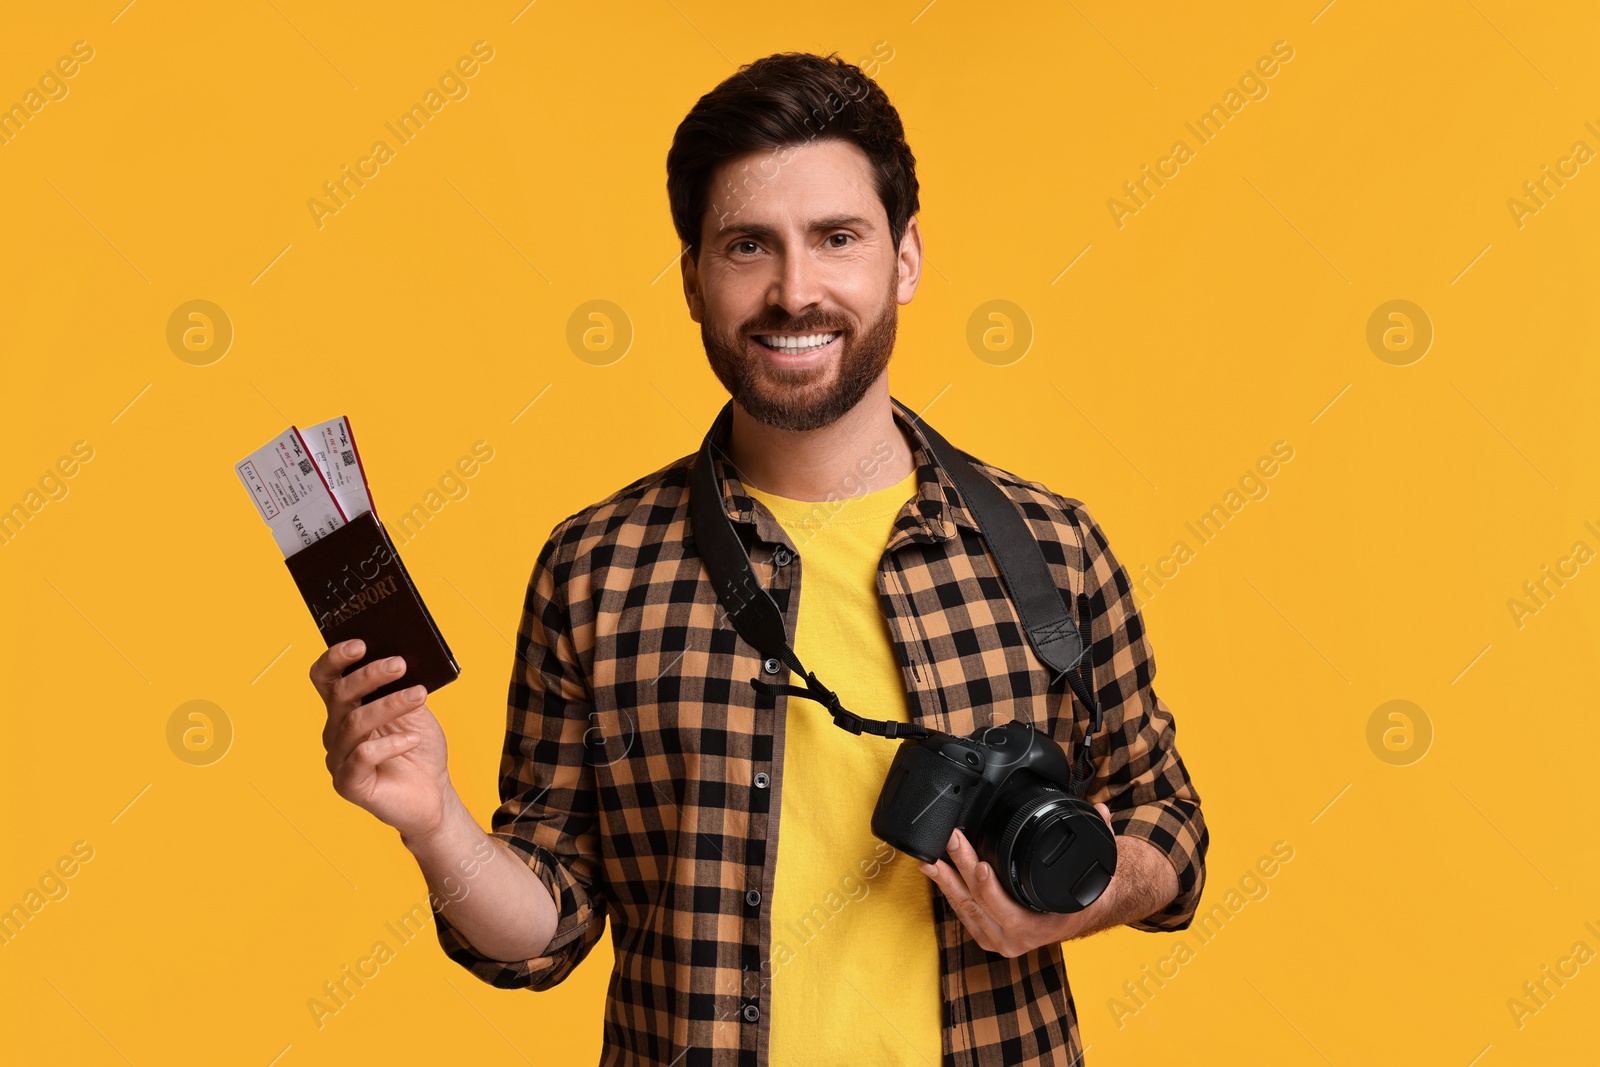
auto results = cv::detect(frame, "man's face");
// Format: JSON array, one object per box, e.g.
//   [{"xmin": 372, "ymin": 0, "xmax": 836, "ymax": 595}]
[{"xmin": 683, "ymin": 139, "xmax": 921, "ymax": 433}]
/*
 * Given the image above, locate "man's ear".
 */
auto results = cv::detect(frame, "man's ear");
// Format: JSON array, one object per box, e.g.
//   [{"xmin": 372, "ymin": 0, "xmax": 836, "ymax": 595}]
[
  {"xmin": 680, "ymin": 245, "xmax": 703, "ymax": 323},
  {"xmin": 895, "ymin": 216, "xmax": 923, "ymax": 306}
]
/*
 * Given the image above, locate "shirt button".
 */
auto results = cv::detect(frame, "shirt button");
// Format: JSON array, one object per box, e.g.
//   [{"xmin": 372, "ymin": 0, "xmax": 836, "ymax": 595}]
[
  {"xmin": 753, "ymin": 772, "xmax": 770, "ymax": 789},
  {"xmin": 745, "ymin": 889, "xmax": 761, "ymax": 907},
  {"xmin": 742, "ymin": 1003, "xmax": 760, "ymax": 1023},
  {"xmin": 762, "ymin": 657, "xmax": 781, "ymax": 675},
  {"xmin": 773, "ymin": 547, "xmax": 792, "ymax": 566}
]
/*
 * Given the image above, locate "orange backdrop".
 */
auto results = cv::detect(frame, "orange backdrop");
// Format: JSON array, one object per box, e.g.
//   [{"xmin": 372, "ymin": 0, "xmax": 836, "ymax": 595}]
[{"xmin": 2, "ymin": 1, "xmax": 1597, "ymax": 1064}]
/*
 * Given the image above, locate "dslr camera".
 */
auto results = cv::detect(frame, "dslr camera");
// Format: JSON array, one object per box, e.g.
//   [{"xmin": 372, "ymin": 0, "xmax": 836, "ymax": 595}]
[{"xmin": 871, "ymin": 719, "xmax": 1116, "ymax": 914}]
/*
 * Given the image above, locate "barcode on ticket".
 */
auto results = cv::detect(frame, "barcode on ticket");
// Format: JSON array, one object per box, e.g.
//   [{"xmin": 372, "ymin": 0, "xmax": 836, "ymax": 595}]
[{"xmin": 304, "ymin": 415, "xmax": 376, "ymax": 521}]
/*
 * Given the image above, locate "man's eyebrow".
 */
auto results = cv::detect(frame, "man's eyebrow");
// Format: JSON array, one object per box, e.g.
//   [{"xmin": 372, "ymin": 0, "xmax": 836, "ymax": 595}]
[{"xmin": 715, "ymin": 215, "xmax": 876, "ymax": 241}]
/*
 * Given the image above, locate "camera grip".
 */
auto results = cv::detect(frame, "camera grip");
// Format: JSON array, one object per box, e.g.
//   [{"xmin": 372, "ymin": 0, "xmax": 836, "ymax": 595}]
[{"xmin": 870, "ymin": 742, "xmax": 980, "ymax": 863}]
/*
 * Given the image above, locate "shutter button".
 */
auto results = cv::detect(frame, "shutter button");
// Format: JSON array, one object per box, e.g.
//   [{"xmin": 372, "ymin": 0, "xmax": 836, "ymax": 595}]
[{"xmin": 763, "ymin": 657, "xmax": 781, "ymax": 675}]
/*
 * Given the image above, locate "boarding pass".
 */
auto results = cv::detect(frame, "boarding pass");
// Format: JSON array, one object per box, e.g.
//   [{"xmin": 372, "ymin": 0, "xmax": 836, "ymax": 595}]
[{"xmin": 236, "ymin": 426, "xmax": 352, "ymax": 557}]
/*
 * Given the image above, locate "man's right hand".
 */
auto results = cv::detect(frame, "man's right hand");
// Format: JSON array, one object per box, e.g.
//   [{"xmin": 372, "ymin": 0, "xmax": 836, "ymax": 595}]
[
  {"xmin": 310, "ymin": 640, "xmax": 454, "ymax": 845},
  {"xmin": 309, "ymin": 639, "xmax": 561, "ymax": 966}
]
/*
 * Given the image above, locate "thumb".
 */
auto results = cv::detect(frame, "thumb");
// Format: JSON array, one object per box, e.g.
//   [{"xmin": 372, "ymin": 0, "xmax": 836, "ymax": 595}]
[{"xmin": 1094, "ymin": 802, "xmax": 1113, "ymax": 831}]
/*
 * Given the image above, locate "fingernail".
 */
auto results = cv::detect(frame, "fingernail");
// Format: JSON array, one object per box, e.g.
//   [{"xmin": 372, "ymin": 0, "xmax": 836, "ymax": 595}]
[
  {"xmin": 977, "ymin": 863, "xmax": 989, "ymax": 882},
  {"xmin": 948, "ymin": 830, "xmax": 960, "ymax": 851},
  {"xmin": 919, "ymin": 863, "xmax": 935, "ymax": 877},
  {"xmin": 407, "ymin": 685, "xmax": 426, "ymax": 700},
  {"xmin": 386, "ymin": 656, "xmax": 404, "ymax": 673},
  {"xmin": 345, "ymin": 640, "xmax": 364, "ymax": 655}
]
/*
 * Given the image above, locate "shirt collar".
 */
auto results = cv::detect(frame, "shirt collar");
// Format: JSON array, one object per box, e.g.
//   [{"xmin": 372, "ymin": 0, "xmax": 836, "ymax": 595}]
[{"xmin": 706, "ymin": 396, "xmax": 981, "ymax": 544}]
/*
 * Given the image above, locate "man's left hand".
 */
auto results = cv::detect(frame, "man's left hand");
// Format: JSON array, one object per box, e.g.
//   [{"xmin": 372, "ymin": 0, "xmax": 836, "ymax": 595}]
[{"xmin": 918, "ymin": 803, "xmax": 1115, "ymax": 958}]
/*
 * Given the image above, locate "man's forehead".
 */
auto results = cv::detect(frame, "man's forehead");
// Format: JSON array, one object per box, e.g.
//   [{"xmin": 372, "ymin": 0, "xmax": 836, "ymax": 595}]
[{"xmin": 704, "ymin": 140, "xmax": 883, "ymax": 232}]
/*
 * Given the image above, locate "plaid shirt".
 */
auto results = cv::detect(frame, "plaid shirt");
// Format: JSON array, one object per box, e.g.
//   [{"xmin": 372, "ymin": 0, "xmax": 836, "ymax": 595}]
[{"xmin": 433, "ymin": 398, "xmax": 1209, "ymax": 1066}]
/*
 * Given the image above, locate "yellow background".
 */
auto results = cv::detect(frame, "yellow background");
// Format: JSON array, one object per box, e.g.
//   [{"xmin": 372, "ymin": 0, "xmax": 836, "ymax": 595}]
[{"xmin": 3, "ymin": 1, "xmax": 1596, "ymax": 1064}]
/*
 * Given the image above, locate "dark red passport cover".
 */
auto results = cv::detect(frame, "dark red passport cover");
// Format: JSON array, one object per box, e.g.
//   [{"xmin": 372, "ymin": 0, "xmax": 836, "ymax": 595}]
[{"xmin": 283, "ymin": 509, "xmax": 460, "ymax": 704}]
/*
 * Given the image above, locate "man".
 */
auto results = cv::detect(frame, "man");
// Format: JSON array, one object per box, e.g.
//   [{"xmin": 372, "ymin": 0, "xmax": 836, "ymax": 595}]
[{"xmin": 309, "ymin": 51, "xmax": 1207, "ymax": 1066}]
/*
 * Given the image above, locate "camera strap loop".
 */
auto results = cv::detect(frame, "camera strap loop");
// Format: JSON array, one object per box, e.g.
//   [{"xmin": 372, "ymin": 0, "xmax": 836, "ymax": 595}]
[
  {"xmin": 1067, "ymin": 699, "xmax": 1100, "ymax": 797},
  {"xmin": 1062, "ymin": 590, "xmax": 1102, "ymax": 799},
  {"xmin": 750, "ymin": 672, "xmax": 933, "ymax": 739}
]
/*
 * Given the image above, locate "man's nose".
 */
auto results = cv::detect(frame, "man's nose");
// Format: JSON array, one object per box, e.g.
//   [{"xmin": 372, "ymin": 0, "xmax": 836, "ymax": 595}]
[{"xmin": 768, "ymin": 250, "xmax": 824, "ymax": 317}]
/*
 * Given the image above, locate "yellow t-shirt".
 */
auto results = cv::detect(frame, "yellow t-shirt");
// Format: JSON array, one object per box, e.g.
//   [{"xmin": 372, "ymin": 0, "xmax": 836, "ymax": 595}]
[{"xmin": 746, "ymin": 468, "xmax": 943, "ymax": 1067}]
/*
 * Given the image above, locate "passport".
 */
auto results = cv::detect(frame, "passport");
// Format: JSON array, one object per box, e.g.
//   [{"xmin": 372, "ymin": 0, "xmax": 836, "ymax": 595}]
[{"xmin": 282, "ymin": 508, "xmax": 460, "ymax": 704}]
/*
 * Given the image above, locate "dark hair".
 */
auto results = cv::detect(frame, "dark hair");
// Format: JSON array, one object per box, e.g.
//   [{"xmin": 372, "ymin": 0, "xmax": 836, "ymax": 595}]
[{"xmin": 666, "ymin": 50, "xmax": 919, "ymax": 260}]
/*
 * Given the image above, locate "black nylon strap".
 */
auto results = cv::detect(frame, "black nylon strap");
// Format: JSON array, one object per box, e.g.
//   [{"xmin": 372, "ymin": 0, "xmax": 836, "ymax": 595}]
[
  {"xmin": 902, "ymin": 400, "xmax": 1106, "ymax": 784},
  {"xmin": 688, "ymin": 409, "xmax": 798, "ymax": 672},
  {"xmin": 688, "ymin": 397, "xmax": 1103, "ymax": 773},
  {"xmin": 905, "ymin": 405, "xmax": 1088, "ymax": 683}
]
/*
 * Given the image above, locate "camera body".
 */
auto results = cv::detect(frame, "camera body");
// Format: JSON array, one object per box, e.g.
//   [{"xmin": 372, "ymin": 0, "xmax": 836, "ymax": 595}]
[{"xmin": 871, "ymin": 719, "xmax": 1116, "ymax": 914}]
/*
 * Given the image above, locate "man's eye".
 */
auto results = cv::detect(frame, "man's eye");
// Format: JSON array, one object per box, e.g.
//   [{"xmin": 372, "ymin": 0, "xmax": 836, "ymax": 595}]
[
  {"xmin": 733, "ymin": 241, "xmax": 761, "ymax": 255},
  {"xmin": 827, "ymin": 233, "xmax": 853, "ymax": 248}
]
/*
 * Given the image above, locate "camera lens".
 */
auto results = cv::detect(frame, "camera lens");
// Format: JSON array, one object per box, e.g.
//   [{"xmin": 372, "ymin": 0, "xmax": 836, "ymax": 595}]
[{"xmin": 975, "ymin": 777, "xmax": 1113, "ymax": 913}]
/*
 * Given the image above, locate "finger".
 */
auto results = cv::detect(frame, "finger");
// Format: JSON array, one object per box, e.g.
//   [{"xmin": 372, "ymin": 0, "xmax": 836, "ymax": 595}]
[
  {"xmin": 922, "ymin": 838, "xmax": 1004, "ymax": 947},
  {"xmin": 949, "ymin": 829, "xmax": 1033, "ymax": 927},
  {"xmin": 1094, "ymin": 802, "xmax": 1113, "ymax": 831},
  {"xmin": 970, "ymin": 858, "xmax": 1035, "ymax": 928},
  {"xmin": 330, "ymin": 684, "xmax": 428, "ymax": 768},
  {"xmin": 332, "ymin": 730, "xmax": 423, "ymax": 798},
  {"xmin": 309, "ymin": 639, "xmax": 367, "ymax": 701},
  {"xmin": 333, "ymin": 654, "xmax": 408, "ymax": 708},
  {"xmin": 919, "ymin": 858, "xmax": 973, "ymax": 910},
  {"xmin": 918, "ymin": 848, "xmax": 972, "ymax": 903},
  {"xmin": 926, "ymin": 859, "xmax": 1003, "ymax": 950},
  {"xmin": 321, "ymin": 653, "xmax": 403, "ymax": 754},
  {"xmin": 945, "ymin": 829, "xmax": 986, "ymax": 898}
]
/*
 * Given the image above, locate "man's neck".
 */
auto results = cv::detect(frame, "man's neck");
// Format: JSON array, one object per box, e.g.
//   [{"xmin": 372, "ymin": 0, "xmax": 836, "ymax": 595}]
[{"xmin": 725, "ymin": 380, "xmax": 917, "ymax": 502}]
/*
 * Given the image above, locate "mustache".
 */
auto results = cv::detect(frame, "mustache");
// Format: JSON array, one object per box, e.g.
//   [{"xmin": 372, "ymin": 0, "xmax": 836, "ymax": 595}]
[{"xmin": 744, "ymin": 316, "xmax": 849, "ymax": 335}]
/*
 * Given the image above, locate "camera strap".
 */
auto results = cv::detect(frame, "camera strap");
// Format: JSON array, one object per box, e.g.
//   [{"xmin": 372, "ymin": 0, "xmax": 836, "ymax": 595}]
[{"xmin": 689, "ymin": 397, "xmax": 1105, "ymax": 795}]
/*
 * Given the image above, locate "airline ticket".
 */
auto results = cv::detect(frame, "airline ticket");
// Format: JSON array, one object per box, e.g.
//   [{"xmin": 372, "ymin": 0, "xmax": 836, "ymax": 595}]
[
  {"xmin": 236, "ymin": 427, "xmax": 348, "ymax": 557},
  {"xmin": 305, "ymin": 415, "xmax": 376, "ymax": 520}
]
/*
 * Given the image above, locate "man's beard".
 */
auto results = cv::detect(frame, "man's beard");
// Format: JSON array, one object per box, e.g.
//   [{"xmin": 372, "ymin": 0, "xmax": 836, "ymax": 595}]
[{"xmin": 700, "ymin": 271, "xmax": 898, "ymax": 433}]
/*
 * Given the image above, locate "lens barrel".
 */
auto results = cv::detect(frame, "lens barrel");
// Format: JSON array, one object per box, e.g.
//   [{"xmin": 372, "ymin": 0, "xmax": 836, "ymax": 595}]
[{"xmin": 982, "ymin": 778, "xmax": 1115, "ymax": 913}]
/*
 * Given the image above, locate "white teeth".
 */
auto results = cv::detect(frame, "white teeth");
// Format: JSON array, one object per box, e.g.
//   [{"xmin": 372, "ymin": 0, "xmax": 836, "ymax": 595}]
[{"xmin": 756, "ymin": 332, "xmax": 838, "ymax": 352}]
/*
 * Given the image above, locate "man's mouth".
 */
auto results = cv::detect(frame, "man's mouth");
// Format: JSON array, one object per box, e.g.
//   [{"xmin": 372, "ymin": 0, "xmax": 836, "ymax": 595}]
[{"xmin": 752, "ymin": 331, "xmax": 840, "ymax": 354}]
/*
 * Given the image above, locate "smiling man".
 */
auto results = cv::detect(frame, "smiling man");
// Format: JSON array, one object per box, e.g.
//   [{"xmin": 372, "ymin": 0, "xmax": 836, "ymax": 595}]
[{"xmin": 308, "ymin": 51, "xmax": 1207, "ymax": 1066}]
